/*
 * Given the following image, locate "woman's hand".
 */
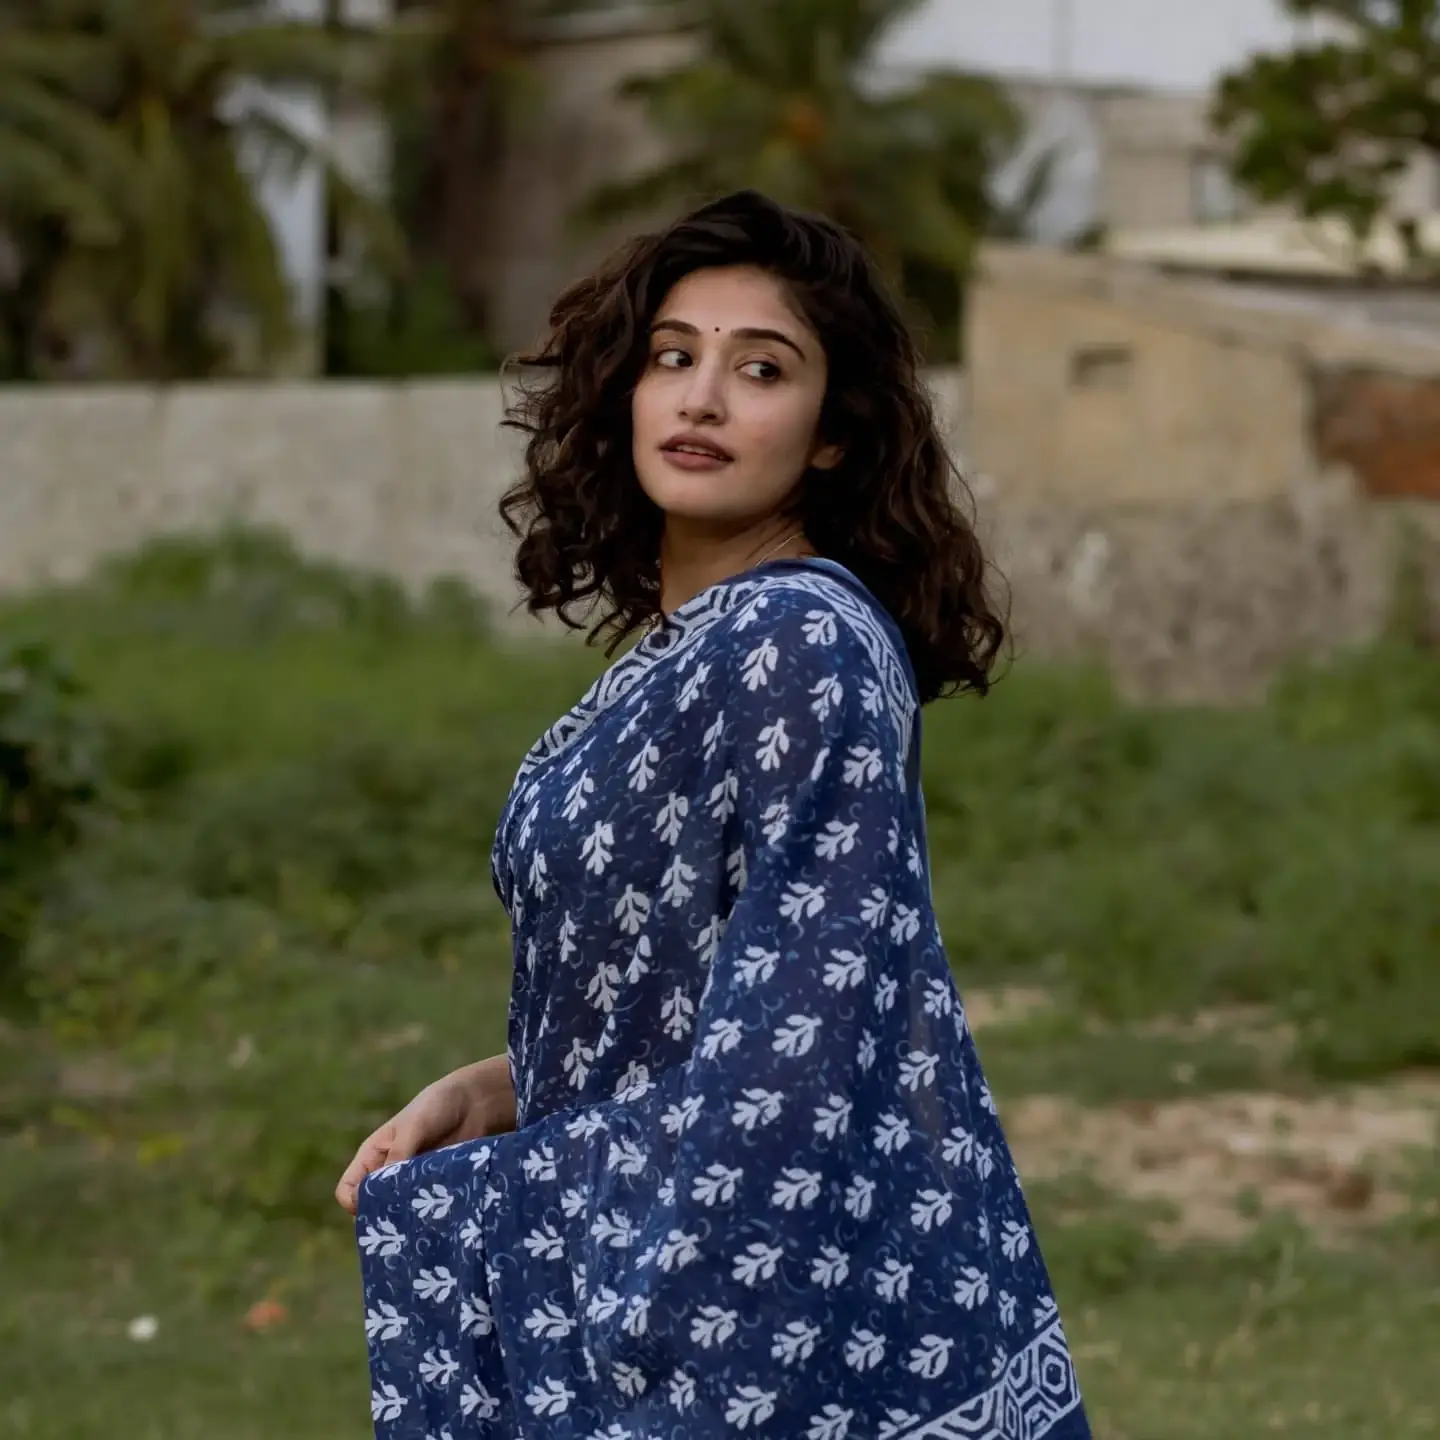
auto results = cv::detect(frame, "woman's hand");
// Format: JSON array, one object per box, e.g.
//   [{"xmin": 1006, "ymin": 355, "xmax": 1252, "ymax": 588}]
[{"xmin": 335, "ymin": 1053, "xmax": 516, "ymax": 1216}]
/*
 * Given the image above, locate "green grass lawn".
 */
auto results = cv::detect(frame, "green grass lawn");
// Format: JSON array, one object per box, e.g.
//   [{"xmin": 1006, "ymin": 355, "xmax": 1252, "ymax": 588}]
[{"xmin": 2, "ymin": 532, "xmax": 1438, "ymax": 1438}]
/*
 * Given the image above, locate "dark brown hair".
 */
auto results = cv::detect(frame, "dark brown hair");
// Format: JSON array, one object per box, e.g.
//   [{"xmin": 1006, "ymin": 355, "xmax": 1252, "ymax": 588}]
[{"xmin": 499, "ymin": 189, "xmax": 1005, "ymax": 703}]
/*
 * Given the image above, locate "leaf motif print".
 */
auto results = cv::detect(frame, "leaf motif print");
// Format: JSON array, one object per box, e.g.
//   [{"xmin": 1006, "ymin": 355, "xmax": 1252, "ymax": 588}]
[
  {"xmin": 872, "ymin": 1110, "xmax": 912, "ymax": 1155},
  {"xmin": 859, "ymin": 886, "xmax": 889, "ymax": 928},
  {"xmin": 815, "ymin": 819, "xmax": 859, "ymax": 860},
  {"xmin": 528, "ymin": 849, "xmax": 549, "ymax": 898},
  {"xmin": 524, "ymin": 1303, "xmax": 576, "ymax": 1341},
  {"xmin": 668, "ymin": 1371, "xmax": 698, "ymax": 1412},
  {"xmin": 732, "ymin": 1243, "xmax": 784, "ymax": 1287},
  {"xmin": 873, "ymin": 1258, "xmax": 913, "ymax": 1302},
  {"xmin": 843, "ymin": 1174, "xmax": 876, "ymax": 1219},
  {"xmin": 589, "ymin": 1211, "xmax": 637, "ymax": 1249},
  {"xmin": 587, "ymin": 962, "xmax": 621, "ymax": 1013},
  {"xmin": 844, "ymin": 1328, "xmax": 886, "ymax": 1373},
  {"xmin": 365, "ymin": 1302, "xmax": 408, "ymax": 1341},
  {"xmin": 605, "ymin": 1139, "xmax": 648, "ymax": 1176},
  {"xmin": 908, "ymin": 1335, "xmax": 954, "ymax": 1379},
  {"xmin": 524, "ymin": 1146, "xmax": 555, "ymax": 1180},
  {"xmin": 810, "ymin": 1244, "xmax": 850, "ymax": 1288},
  {"xmin": 842, "ymin": 745, "xmax": 884, "ymax": 787},
  {"xmin": 1000, "ymin": 1220, "xmax": 1032, "ymax": 1261},
  {"xmin": 779, "ymin": 881, "xmax": 825, "ymax": 922},
  {"xmin": 692, "ymin": 1163, "xmax": 743, "ymax": 1207},
  {"xmin": 459, "ymin": 1294, "xmax": 494, "ymax": 1336},
  {"xmin": 413, "ymin": 1267, "xmax": 457, "ymax": 1303},
  {"xmin": 998, "ymin": 1291, "xmax": 1018, "ymax": 1327},
  {"xmin": 911, "ymin": 1189, "xmax": 954, "ymax": 1232},
  {"xmin": 655, "ymin": 791, "xmax": 689, "ymax": 845},
  {"xmin": 726, "ymin": 1386, "xmax": 778, "ymax": 1430},
  {"xmin": 889, "ymin": 904, "xmax": 921, "ymax": 944},
  {"xmin": 954, "ymin": 1265, "xmax": 990, "ymax": 1310},
  {"xmin": 371, "ymin": 1382, "xmax": 408, "ymax": 1422},
  {"xmin": 676, "ymin": 661, "xmax": 711, "ymax": 712},
  {"xmin": 812, "ymin": 1094, "xmax": 853, "ymax": 1139},
  {"xmin": 923, "ymin": 977, "xmax": 955, "ymax": 1017},
  {"xmin": 625, "ymin": 934, "xmax": 653, "ymax": 984},
  {"xmin": 727, "ymin": 844, "xmax": 747, "ymax": 892},
  {"xmin": 525, "ymin": 1377, "xmax": 575, "ymax": 1417},
  {"xmin": 771, "ymin": 1167, "xmax": 822, "ymax": 1211},
  {"xmin": 740, "ymin": 637, "xmax": 779, "ymax": 690},
  {"xmin": 581, "ymin": 821, "xmax": 614, "ymax": 875},
  {"xmin": 561, "ymin": 771, "xmax": 594, "ymax": 821},
  {"xmin": 802, "ymin": 608, "xmax": 838, "ymax": 646},
  {"xmin": 418, "ymin": 1345, "xmax": 460, "ymax": 1387},
  {"xmin": 760, "ymin": 798, "xmax": 790, "ymax": 844},
  {"xmin": 660, "ymin": 853, "xmax": 697, "ymax": 908},
  {"xmin": 772, "ymin": 1014, "xmax": 822, "ymax": 1058},
  {"xmin": 691, "ymin": 1305, "xmax": 739, "ymax": 1348},
  {"xmin": 898, "ymin": 1049, "xmax": 940, "ymax": 1091},
  {"xmin": 411, "ymin": 1185, "xmax": 454, "ymax": 1221},
  {"xmin": 612, "ymin": 886, "xmax": 650, "ymax": 935},
  {"xmin": 357, "ymin": 1219, "xmax": 406, "ymax": 1257},
  {"xmin": 661, "ymin": 1094, "xmax": 704, "ymax": 1135},
  {"xmin": 809, "ymin": 674, "xmax": 843, "ymax": 722},
  {"xmin": 731, "ymin": 1088, "xmax": 784, "ymax": 1131},
  {"xmin": 702, "ymin": 709, "xmax": 726, "ymax": 760},
  {"xmin": 520, "ymin": 1222, "xmax": 563, "ymax": 1262},
  {"xmin": 709, "ymin": 772, "xmax": 738, "ymax": 821},
  {"xmin": 756, "ymin": 718, "xmax": 790, "ymax": 772},
  {"xmin": 695, "ymin": 914, "xmax": 726, "ymax": 964},
  {"xmin": 661, "ymin": 986, "xmax": 696, "ymax": 1041},
  {"xmin": 771, "ymin": 1320, "xmax": 820, "ymax": 1366},
  {"xmin": 657, "ymin": 1229, "xmax": 701, "ymax": 1272},
  {"xmin": 808, "ymin": 1402, "xmax": 856, "ymax": 1440},
  {"xmin": 627, "ymin": 742, "xmax": 660, "ymax": 792},
  {"xmin": 823, "ymin": 949, "xmax": 867, "ymax": 990},
  {"xmin": 701, "ymin": 1017, "xmax": 743, "ymax": 1059},
  {"xmin": 613, "ymin": 1361, "xmax": 647, "ymax": 1396},
  {"xmin": 736, "ymin": 946, "xmax": 778, "ymax": 987}
]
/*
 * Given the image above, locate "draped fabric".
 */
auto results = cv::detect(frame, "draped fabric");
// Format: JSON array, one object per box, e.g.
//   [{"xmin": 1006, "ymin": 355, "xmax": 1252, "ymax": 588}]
[{"xmin": 356, "ymin": 559, "xmax": 1090, "ymax": 1440}]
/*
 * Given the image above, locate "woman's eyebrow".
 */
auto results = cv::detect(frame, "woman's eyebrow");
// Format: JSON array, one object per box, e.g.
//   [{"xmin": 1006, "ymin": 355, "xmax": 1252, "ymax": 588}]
[{"xmin": 651, "ymin": 318, "xmax": 807, "ymax": 361}]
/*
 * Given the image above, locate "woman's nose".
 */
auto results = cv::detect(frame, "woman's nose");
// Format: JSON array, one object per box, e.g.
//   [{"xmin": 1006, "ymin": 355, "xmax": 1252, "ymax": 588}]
[{"xmin": 678, "ymin": 361, "xmax": 726, "ymax": 424}]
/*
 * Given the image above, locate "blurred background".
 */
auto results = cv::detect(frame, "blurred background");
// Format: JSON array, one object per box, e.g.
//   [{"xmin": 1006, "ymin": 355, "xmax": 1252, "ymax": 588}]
[{"xmin": 2, "ymin": 1, "xmax": 1439, "ymax": 1436}]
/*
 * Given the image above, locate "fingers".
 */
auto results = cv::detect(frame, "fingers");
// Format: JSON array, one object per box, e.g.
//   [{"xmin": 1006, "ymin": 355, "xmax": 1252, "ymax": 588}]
[{"xmin": 334, "ymin": 1125, "xmax": 394, "ymax": 1216}]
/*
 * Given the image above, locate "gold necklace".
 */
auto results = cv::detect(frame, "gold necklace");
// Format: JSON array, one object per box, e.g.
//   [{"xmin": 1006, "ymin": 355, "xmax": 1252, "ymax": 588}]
[{"xmin": 645, "ymin": 527, "xmax": 807, "ymax": 637}]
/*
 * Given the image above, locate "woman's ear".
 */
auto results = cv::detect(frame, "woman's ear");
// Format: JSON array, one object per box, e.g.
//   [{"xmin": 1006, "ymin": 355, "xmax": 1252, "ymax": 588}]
[{"xmin": 811, "ymin": 441, "xmax": 845, "ymax": 471}]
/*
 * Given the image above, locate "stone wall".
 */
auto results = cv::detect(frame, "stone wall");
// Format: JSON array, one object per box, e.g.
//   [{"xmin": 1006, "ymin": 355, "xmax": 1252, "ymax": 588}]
[{"xmin": 1, "ymin": 357, "xmax": 1435, "ymax": 704}]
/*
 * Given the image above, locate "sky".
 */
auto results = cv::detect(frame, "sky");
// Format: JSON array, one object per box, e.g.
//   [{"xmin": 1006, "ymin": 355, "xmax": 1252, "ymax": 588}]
[{"xmin": 878, "ymin": 0, "xmax": 1305, "ymax": 92}]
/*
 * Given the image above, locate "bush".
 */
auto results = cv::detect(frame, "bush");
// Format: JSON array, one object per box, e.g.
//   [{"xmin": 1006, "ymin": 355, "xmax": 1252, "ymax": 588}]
[{"xmin": 0, "ymin": 639, "xmax": 108, "ymax": 997}]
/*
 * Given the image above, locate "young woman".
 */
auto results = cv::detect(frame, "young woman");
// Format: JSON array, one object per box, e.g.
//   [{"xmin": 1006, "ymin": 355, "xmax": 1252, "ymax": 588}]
[{"xmin": 337, "ymin": 190, "xmax": 1090, "ymax": 1440}]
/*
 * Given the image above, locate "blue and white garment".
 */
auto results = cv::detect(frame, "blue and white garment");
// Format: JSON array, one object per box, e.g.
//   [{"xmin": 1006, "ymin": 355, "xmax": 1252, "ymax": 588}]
[{"xmin": 356, "ymin": 558, "xmax": 1090, "ymax": 1440}]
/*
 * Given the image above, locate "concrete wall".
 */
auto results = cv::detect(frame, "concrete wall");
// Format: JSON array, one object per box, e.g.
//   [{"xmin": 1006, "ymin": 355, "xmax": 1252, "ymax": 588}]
[{"xmin": 3, "ymin": 347, "xmax": 1435, "ymax": 704}]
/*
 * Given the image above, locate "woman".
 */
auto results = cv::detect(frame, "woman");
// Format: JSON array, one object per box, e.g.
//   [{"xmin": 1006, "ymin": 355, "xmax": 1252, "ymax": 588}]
[{"xmin": 337, "ymin": 190, "xmax": 1090, "ymax": 1440}]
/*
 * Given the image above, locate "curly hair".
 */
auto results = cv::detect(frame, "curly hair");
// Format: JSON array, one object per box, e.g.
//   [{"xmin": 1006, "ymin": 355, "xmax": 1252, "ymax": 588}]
[{"xmin": 499, "ymin": 189, "xmax": 1006, "ymax": 703}]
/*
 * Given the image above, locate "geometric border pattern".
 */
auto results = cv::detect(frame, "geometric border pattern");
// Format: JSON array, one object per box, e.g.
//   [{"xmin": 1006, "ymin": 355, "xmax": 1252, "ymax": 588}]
[{"xmin": 898, "ymin": 1319, "xmax": 1084, "ymax": 1439}]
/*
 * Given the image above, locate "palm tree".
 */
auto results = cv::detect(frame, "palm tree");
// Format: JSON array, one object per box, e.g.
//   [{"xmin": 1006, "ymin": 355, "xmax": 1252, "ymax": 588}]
[
  {"xmin": 381, "ymin": 0, "xmax": 605, "ymax": 334},
  {"xmin": 577, "ymin": 0, "xmax": 1027, "ymax": 357},
  {"xmin": 2, "ymin": 0, "xmax": 401, "ymax": 379}
]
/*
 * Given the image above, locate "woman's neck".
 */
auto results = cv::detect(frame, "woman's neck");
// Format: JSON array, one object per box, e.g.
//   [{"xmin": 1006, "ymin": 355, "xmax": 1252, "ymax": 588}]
[{"xmin": 658, "ymin": 517, "xmax": 814, "ymax": 615}]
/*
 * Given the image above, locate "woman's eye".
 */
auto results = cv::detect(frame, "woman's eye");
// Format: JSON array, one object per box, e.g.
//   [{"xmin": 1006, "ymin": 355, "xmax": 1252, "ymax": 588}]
[
  {"xmin": 653, "ymin": 348, "xmax": 689, "ymax": 369},
  {"xmin": 742, "ymin": 360, "xmax": 781, "ymax": 381}
]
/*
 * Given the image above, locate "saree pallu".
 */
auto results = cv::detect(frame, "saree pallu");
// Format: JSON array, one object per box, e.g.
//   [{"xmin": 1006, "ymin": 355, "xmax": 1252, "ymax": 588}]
[{"xmin": 356, "ymin": 558, "xmax": 1091, "ymax": 1440}]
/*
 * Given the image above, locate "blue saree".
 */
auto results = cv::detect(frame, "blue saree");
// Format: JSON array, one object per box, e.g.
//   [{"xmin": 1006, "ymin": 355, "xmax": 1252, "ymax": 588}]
[{"xmin": 356, "ymin": 558, "xmax": 1090, "ymax": 1440}]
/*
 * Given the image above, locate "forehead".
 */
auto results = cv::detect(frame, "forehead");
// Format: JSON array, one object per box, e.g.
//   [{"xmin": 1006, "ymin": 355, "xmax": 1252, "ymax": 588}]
[{"xmin": 657, "ymin": 265, "xmax": 807, "ymax": 331}]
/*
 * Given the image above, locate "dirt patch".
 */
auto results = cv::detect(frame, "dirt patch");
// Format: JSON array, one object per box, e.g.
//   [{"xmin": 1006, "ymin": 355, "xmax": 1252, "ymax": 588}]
[
  {"xmin": 963, "ymin": 987, "xmax": 1055, "ymax": 1033},
  {"xmin": 1007, "ymin": 1077, "xmax": 1440, "ymax": 1243}
]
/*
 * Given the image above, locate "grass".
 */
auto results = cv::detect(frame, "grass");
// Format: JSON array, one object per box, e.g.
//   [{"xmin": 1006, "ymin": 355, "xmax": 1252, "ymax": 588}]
[{"xmin": 1, "ymin": 530, "xmax": 1438, "ymax": 1438}]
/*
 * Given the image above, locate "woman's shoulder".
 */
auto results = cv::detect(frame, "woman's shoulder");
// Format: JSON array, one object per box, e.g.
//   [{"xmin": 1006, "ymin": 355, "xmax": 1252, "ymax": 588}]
[{"xmin": 711, "ymin": 559, "xmax": 919, "ymax": 718}]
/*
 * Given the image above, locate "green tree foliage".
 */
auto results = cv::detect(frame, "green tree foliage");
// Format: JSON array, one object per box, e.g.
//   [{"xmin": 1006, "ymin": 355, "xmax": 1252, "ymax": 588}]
[
  {"xmin": 1213, "ymin": 1, "xmax": 1440, "ymax": 255},
  {"xmin": 0, "ymin": 0, "xmax": 400, "ymax": 379},
  {"xmin": 577, "ymin": 0, "xmax": 1026, "ymax": 358}
]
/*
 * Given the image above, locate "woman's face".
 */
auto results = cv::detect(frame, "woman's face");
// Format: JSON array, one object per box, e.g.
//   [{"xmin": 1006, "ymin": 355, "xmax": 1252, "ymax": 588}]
[{"xmin": 631, "ymin": 265, "xmax": 841, "ymax": 532}]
